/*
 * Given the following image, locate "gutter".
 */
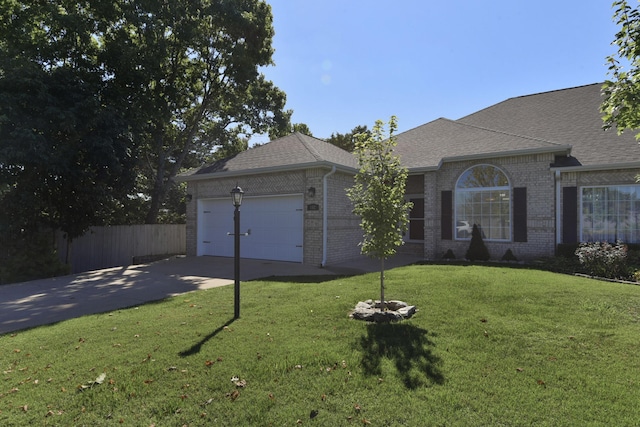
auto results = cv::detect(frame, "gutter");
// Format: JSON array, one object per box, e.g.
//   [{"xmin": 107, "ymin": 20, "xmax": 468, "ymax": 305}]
[
  {"xmin": 550, "ymin": 161, "xmax": 640, "ymax": 173},
  {"xmin": 321, "ymin": 166, "xmax": 337, "ymax": 267},
  {"xmin": 555, "ymin": 170, "xmax": 561, "ymax": 248},
  {"xmin": 176, "ymin": 161, "xmax": 357, "ymax": 183}
]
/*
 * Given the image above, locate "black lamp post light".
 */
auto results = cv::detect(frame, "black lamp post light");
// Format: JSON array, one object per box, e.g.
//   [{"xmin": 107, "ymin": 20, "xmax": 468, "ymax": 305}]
[{"xmin": 230, "ymin": 185, "xmax": 244, "ymax": 319}]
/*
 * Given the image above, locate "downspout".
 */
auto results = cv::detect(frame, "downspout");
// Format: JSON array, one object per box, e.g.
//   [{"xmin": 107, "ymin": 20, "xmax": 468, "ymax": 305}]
[
  {"xmin": 555, "ymin": 170, "xmax": 561, "ymax": 249},
  {"xmin": 321, "ymin": 166, "xmax": 337, "ymax": 267}
]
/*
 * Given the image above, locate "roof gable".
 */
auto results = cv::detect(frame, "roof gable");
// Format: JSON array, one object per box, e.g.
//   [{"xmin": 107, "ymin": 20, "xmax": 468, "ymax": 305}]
[
  {"xmin": 179, "ymin": 132, "xmax": 357, "ymax": 180},
  {"xmin": 395, "ymin": 118, "xmax": 570, "ymax": 170},
  {"xmin": 457, "ymin": 83, "xmax": 640, "ymax": 167}
]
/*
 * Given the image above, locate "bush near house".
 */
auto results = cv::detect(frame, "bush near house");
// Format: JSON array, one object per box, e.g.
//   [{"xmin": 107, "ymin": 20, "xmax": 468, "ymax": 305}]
[
  {"xmin": 575, "ymin": 241, "xmax": 631, "ymax": 281},
  {"xmin": 465, "ymin": 224, "xmax": 490, "ymax": 261}
]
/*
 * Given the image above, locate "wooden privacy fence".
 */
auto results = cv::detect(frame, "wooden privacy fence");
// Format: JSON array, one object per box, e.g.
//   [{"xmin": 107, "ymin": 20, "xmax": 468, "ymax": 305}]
[{"xmin": 56, "ymin": 224, "xmax": 186, "ymax": 274}]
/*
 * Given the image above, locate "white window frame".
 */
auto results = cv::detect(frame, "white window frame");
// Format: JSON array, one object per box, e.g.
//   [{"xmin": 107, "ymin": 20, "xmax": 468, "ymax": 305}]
[
  {"xmin": 580, "ymin": 184, "xmax": 640, "ymax": 244},
  {"xmin": 454, "ymin": 164, "xmax": 511, "ymax": 242}
]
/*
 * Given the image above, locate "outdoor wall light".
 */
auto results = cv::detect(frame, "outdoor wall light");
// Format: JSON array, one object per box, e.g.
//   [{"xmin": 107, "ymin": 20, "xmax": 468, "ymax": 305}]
[
  {"xmin": 307, "ymin": 186, "xmax": 316, "ymax": 198},
  {"xmin": 186, "ymin": 194, "xmax": 193, "ymax": 202}
]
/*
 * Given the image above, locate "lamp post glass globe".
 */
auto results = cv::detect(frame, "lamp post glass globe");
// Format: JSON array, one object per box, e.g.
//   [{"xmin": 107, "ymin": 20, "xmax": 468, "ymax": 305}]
[{"xmin": 231, "ymin": 186, "xmax": 244, "ymax": 207}]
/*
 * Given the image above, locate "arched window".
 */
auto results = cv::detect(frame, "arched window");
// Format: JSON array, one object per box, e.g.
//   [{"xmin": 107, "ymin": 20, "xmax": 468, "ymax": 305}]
[{"xmin": 455, "ymin": 165, "xmax": 511, "ymax": 241}]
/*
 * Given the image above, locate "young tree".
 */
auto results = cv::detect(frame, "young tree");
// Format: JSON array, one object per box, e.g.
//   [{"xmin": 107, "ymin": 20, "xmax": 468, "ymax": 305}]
[{"xmin": 347, "ymin": 116, "xmax": 412, "ymax": 308}]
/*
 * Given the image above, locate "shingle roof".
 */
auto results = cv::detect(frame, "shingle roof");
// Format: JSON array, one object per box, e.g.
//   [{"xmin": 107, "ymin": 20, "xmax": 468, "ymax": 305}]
[
  {"xmin": 179, "ymin": 132, "xmax": 357, "ymax": 180},
  {"xmin": 394, "ymin": 118, "xmax": 570, "ymax": 170},
  {"xmin": 181, "ymin": 83, "xmax": 640, "ymax": 180},
  {"xmin": 457, "ymin": 83, "xmax": 640, "ymax": 167}
]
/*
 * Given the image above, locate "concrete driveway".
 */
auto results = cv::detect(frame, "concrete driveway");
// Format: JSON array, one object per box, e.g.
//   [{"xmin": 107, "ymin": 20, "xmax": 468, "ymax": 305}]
[{"xmin": 0, "ymin": 254, "xmax": 421, "ymax": 335}]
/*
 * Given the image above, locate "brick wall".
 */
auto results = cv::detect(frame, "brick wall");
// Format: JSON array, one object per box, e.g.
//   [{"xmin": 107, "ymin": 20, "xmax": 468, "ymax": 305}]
[
  {"xmin": 425, "ymin": 154, "xmax": 557, "ymax": 261},
  {"xmin": 325, "ymin": 171, "xmax": 361, "ymax": 264}
]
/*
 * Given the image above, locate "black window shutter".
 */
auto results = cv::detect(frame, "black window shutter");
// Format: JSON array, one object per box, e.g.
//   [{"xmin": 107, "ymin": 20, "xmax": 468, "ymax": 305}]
[
  {"xmin": 441, "ymin": 191, "xmax": 452, "ymax": 240},
  {"xmin": 513, "ymin": 187, "xmax": 527, "ymax": 242},
  {"xmin": 562, "ymin": 187, "xmax": 578, "ymax": 244}
]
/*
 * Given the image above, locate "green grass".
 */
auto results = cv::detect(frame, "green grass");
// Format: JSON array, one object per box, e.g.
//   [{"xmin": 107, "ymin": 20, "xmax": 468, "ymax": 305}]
[{"xmin": 1, "ymin": 265, "xmax": 640, "ymax": 426}]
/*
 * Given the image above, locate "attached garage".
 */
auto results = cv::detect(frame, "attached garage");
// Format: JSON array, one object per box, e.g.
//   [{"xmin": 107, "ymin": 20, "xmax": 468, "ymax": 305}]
[
  {"xmin": 197, "ymin": 194, "xmax": 304, "ymax": 262},
  {"xmin": 179, "ymin": 132, "xmax": 362, "ymax": 266}
]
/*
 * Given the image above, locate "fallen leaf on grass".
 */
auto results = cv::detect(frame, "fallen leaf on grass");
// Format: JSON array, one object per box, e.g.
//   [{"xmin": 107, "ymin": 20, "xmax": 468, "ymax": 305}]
[
  {"xmin": 78, "ymin": 373, "xmax": 106, "ymax": 391},
  {"xmin": 310, "ymin": 409, "xmax": 319, "ymax": 418},
  {"xmin": 516, "ymin": 368, "xmax": 524, "ymax": 372},
  {"xmin": 227, "ymin": 390, "xmax": 240, "ymax": 401}
]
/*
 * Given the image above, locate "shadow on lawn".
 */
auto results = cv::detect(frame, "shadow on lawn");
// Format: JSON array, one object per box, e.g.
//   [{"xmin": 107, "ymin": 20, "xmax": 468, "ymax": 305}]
[
  {"xmin": 357, "ymin": 323, "xmax": 444, "ymax": 389},
  {"xmin": 178, "ymin": 317, "xmax": 236, "ymax": 357}
]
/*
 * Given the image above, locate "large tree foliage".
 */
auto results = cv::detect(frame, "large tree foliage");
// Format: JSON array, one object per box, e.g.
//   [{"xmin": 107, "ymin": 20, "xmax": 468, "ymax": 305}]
[
  {"xmin": 602, "ymin": 0, "xmax": 640, "ymax": 182},
  {"xmin": 326, "ymin": 125, "xmax": 370, "ymax": 152},
  {"xmin": 0, "ymin": 60, "xmax": 136, "ymax": 240},
  {"xmin": 1, "ymin": 0, "xmax": 290, "ymax": 226},
  {"xmin": 346, "ymin": 116, "xmax": 412, "ymax": 306},
  {"xmin": 602, "ymin": 1, "xmax": 640, "ymax": 137}
]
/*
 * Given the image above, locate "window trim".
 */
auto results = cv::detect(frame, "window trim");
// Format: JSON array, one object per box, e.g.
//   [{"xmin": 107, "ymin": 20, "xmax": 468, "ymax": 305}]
[
  {"xmin": 405, "ymin": 194, "xmax": 425, "ymax": 242},
  {"xmin": 454, "ymin": 164, "xmax": 512, "ymax": 242},
  {"xmin": 579, "ymin": 184, "xmax": 640, "ymax": 244}
]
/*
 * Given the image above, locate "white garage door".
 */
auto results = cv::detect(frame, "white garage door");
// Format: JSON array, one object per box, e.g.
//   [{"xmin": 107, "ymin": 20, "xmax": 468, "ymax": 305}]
[{"xmin": 197, "ymin": 194, "xmax": 304, "ymax": 262}]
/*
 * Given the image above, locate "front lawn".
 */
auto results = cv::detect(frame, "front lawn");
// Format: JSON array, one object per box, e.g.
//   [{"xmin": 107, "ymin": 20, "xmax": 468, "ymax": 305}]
[{"xmin": 1, "ymin": 265, "xmax": 639, "ymax": 426}]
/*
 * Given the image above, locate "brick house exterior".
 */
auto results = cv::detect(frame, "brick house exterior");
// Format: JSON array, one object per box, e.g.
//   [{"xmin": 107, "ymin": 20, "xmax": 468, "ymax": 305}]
[{"xmin": 178, "ymin": 83, "xmax": 640, "ymax": 265}]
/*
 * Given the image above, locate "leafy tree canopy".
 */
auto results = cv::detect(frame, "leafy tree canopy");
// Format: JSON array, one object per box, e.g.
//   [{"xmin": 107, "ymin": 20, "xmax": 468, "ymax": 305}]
[
  {"xmin": 347, "ymin": 116, "xmax": 411, "ymax": 305},
  {"xmin": 602, "ymin": 0, "xmax": 640, "ymax": 138},
  {"xmin": 0, "ymin": 0, "xmax": 290, "ymax": 227},
  {"xmin": 326, "ymin": 125, "xmax": 370, "ymax": 152}
]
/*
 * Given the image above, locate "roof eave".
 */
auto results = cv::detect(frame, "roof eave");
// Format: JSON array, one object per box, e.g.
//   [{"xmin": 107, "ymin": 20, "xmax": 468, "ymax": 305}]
[
  {"xmin": 406, "ymin": 145, "xmax": 572, "ymax": 173},
  {"xmin": 551, "ymin": 161, "xmax": 640, "ymax": 173},
  {"xmin": 176, "ymin": 161, "xmax": 357, "ymax": 183}
]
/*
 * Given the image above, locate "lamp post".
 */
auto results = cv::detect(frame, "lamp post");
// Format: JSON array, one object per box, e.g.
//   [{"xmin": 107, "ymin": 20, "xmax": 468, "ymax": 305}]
[{"xmin": 231, "ymin": 185, "xmax": 244, "ymax": 319}]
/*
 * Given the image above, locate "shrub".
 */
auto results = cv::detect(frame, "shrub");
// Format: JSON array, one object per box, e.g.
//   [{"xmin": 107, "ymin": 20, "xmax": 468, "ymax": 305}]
[
  {"xmin": 465, "ymin": 224, "xmax": 490, "ymax": 261},
  {"xmin": 575, "ymin": 241, "xmax": 628, "ymax": 280},
  {"xmin": 501, "ymin": 249, "xmax": 518, "ymax": 262},
  {"xmin": 442, "ymin": 249, "xmax": 456, "ymax": 260}
]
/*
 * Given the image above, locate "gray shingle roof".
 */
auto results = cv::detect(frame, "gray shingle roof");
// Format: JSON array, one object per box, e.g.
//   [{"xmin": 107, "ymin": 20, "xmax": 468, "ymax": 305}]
[
  {"xmin": 457, "ymin": 83, "xmax": 640, "ymax": 167},
  {"xmin": 179, "ymin": 132, "xmax": 357, "ymax": 180},
  {"xmin": 394, "ymin": 118, "xmax": 570, "ymax": 170},
  {"xmin": 181, "ymin": 83, "xmax": 640, "ymax": 181}
]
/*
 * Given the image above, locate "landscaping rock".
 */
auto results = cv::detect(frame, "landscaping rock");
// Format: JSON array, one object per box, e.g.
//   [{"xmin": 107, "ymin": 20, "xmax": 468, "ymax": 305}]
[{"xmin": 350, "ymin": 300, "xmax": 417, "ymax": 322}]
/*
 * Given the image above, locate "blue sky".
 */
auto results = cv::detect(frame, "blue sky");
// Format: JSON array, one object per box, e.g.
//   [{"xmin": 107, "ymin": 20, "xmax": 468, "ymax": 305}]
[{"xmin": 254, "ymin": 0, "xmax": 622, "ymax": 143}]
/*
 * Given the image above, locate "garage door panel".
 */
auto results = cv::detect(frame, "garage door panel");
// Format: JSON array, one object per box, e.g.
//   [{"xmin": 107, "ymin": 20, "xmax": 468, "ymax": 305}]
[{"xmin": 197, "ymin": 195, "xmax": 303, "ymax": 262}]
